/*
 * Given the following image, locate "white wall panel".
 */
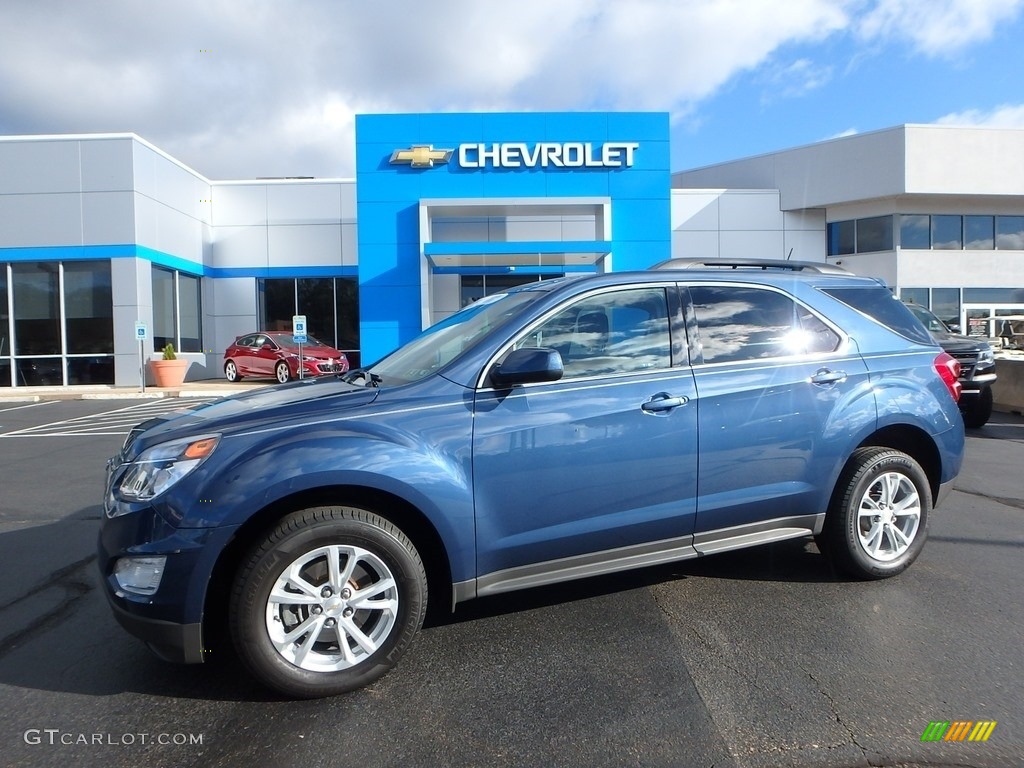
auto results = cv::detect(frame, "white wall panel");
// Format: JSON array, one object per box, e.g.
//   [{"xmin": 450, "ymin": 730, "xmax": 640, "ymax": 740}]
[
  {"xmin": 720, "ymin": 230, "xmax": 785, "ymax": 259},
  {"xmin": 340, "ymin": 182, "xmax": 357, "ymax": 222},
  {"xmin": 719, "ymin": 191, "xmax": 783, "ymax": 231},
  {"xmin": 211, "ymin": 226, "xmax": 269, "ymax": 269},
  {"xmin": 670, "ymin": 191, "xmax": 720, "ymax": 231},
  {"xmin": 0, "ymin": 140, "xmax": 81, "ymax": 194},
  {"xmin": 213, "ymin": 185, "xmax": 268, "ymax": 226},
  {"xmin": 268, "ymin": 225, "xmax": 343, "ymax": 267},
  {"xmin": 671, "ymin": 230, "xmax": 720, "ymax": 258},
  {"xmin": 501, "ymin": 218, "xmax": 562, "ymax": 241},
  {"xmin": 782, "ymin": 230, "xmax": 827, "ymax": 262},
  {"xmin": 81, "ymin": 138, "xmax": 134, "ymax": 192},
  {"xmin": 431, "ymin": 219, "xmax": 488, "ymax": 241},
  {"xmin": 268, "ymin": 184, "xmax": 342, "ymax": 225},
  {"xmin": 155, "ymin": 206, "xmax": 204, "ymax": 265},
  {"xmin": 83, "ymin": 191, "xmax": 135, "ymax": 245},
  {"xmin": 0, "ymin": 193, "xmax": 82, "ymax": 247},
  {"xmin": 341, "ymin": 223, "xmax": 358, "ymax": 266},
  {"xmin": 430, "ymin": 274, "xmax": 460, "ymax": 317}
]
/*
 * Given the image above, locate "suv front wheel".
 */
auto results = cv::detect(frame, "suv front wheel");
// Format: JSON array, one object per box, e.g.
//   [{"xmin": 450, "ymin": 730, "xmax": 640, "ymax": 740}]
[
  {"xmin": 821, "ymin": 447, "xmax": 930, "ymax": 580},
  {"xmin": 230, "ymin": 506, "xmax": 427, "ymax": 698}
]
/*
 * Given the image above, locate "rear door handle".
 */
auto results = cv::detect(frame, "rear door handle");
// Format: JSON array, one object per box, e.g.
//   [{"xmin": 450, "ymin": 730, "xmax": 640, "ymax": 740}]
[
  {"xmin": 641, "ymin": 392, "xmax": 689, "ymax": 413},
  {"xmin": 810, "ymin": 369, "xmax": 847, "ymax": 385}
]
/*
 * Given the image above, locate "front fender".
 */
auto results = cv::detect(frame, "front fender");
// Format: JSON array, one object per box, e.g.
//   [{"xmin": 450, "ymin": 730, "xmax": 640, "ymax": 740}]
[{"xmin": 159, "ymin": 418, "xmax": 476, "ymax": 582}]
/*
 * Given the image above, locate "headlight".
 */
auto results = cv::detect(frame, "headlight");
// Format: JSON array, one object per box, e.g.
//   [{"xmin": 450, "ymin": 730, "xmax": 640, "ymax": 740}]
[
  {"xmin": 116, "ymin": 434, "xmax": 220, "ymax": 503},
  {"xmin": 977, "ymin": 348, "xmax": 995, "ymax": 365}
]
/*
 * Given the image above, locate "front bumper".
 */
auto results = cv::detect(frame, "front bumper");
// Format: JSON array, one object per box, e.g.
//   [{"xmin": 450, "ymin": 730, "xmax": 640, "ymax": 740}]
[
  {"xmin": 105, "ymin": 594, "xmax": 204, "ymax": 664},
  {"xmin": 98, "ymin": 507, "xmax": 239, "ymax": 665}
]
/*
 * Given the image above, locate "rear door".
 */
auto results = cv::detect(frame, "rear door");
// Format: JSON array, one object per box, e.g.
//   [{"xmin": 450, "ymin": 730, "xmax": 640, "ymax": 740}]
[{"xmin": 685, "ymin": 283, "xmax": 872, "ymax": 548}]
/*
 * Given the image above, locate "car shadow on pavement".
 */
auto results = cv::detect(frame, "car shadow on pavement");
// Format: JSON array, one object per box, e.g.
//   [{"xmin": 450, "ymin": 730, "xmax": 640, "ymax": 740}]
[
  {"xmin": 966, "ymin": 410, "xmax": 1024, "ymax": 441},
  {"xmin": 445, "ymin": 537, "xmax": 839, "ymax": 627},
  {"xmin": 0, "ymin": 510, "xmax": 836, "ymax": 702},
  {"xmin": 0, "ymin": 509, "xmax": 281, "ymax": 703}
]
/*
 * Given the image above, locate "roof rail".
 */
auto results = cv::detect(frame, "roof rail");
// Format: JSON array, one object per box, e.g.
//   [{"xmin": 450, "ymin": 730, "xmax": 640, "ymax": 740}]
[{"xmin": 650, "ymin": 257, "xmax": 853, "ymax": 275}]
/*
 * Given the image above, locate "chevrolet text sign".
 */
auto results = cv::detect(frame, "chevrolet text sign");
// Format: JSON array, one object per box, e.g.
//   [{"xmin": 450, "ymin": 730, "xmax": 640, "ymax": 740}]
[{"xmin": 459, "ymin": 142, "xmax": 639, "ymax": 169}]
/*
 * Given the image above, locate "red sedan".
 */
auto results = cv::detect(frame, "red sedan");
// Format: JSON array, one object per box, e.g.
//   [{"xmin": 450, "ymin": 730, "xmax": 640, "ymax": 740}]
[{"xmin": 223, "ymin": 332, "xmax": 349, "ymax": 383}]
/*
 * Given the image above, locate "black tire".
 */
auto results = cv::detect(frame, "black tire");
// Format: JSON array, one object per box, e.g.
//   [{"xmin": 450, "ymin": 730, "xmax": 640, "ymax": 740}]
[
  {"xmin": 230, "ymin": 506, "xmax": 427, "ymax": 699},
  {"xmin": 821, "ymin": 447, "xmax": 930, "ymax": 580},
  {"xmin": 224, "ymin": 360, "xmax": 241, "ymax": 382},
  {"xmin": 962, "ymin": 387, "xmax": 993, "ymax": 429},
  {"xmin": 275, "ymin": 361, "xmax": 291, "ymax": 384}
]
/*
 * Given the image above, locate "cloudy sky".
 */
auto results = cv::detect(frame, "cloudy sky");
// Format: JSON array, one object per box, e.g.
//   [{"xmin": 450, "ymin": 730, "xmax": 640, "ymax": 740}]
[{"xmin": 2, "ymin": 0, "xmax": 1023, "ymax": 179}]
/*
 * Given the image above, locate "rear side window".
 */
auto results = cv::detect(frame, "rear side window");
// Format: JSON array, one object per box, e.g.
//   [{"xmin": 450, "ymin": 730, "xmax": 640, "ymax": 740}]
[
  {"xmin": 689, "ymin": 285, "xmax": 840, "ymax": 364},
  {"xmin": 822, "ymin": 287, "xmax": 933, "ymax": 345}
]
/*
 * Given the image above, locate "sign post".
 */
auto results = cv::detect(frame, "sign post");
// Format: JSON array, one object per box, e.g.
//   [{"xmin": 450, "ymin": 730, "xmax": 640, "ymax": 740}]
[
  {"xmin": 134, "ymin": 321, "xmax": 148, "ymax": 393},
  {"xmin": 292, "ymin": 315, "xmax": 307, "ymax": 380}
]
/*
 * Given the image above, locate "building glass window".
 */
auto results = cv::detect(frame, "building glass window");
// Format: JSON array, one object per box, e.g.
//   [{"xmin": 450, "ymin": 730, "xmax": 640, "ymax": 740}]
[
  {"xmin": 964, "ymin": 216, "xmax": 994, "ymax": 250},
  {"xmin": 65, "ymin": 261, "xmax": 113, "ymax": 354},
  {"xmin": 900, "ymin": 288, "xmax": 929, "ymax": 307},
  {"xmin": 963, "ymin": 288, "xmax": 1024, "ymax": 304},
  {"xmin": 13, "ymin": 262, "xmax": 61, "ymax": 356},
  {"xmin": 932, "ymin": 288, "xmax": 961, "ymax": 329},
  {"xmin": 996, "ymin": 216, "xmax": 1024, "ymax": 249},
  {"xmin": 931, "ymin": 215, "xmax": 962, "ymax": 250},
  {"xmin": 459, "ymin": 274, "xmax": 559, "ymax": 307},
  {"xmin": 152, "ymin": 266, "xmax": 203, "ymax": 353},
  {"xmin": 0, "ymin": 266, "xmax": 9, "ymax": 387},
  {"xmin": 899, "ymin": 215, "xmax": 930, "ymax": 249},
  {"xmin": 257, "ymin": 277, "xmax": 360, "ymax": 362},
  {"xmin": 827, "ymin": 220, "xmax": 855, "ymax": 256},
  {"xmin": 178, "ymin": 273, "xmax": 202, "ymax": 353},
  {"xmin": 152, "ymin": 267, "xmax": 176, "ymax": 351},
  {"xmin": 856, "ymin": 216, "xmax": 893, "ymax": 253}
]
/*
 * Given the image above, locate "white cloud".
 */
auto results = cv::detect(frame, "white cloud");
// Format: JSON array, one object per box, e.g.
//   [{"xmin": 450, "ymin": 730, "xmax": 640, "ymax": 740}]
[
  {"xmin": 855, "ymin": 0, "xmax": 1024, "ymax": 56},
  {"xmin": 0, "ymin": 0, "xmax": 1020, "ymax": 176},
  {"xmin": 936, "ymin": 103, "xmax": 1024, "ymax": 127}
]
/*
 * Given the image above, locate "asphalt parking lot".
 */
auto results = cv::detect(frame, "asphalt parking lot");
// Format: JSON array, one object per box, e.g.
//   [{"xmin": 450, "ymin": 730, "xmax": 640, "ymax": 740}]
[{"xmin": 0, "ymin": 396, "xmax": 1021, "ymax": 768}]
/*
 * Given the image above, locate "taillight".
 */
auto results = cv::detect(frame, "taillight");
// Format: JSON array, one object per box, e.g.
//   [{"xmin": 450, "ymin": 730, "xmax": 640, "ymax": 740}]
[{"xmin": 934, "ymin": 352, "xmax": 962, "ymax": 403}]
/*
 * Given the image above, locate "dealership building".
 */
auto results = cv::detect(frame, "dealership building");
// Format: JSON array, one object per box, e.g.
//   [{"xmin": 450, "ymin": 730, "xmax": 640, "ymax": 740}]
[{"xmin": 1, "ymin": 112, "xmax": 1022, "ymax": 387}]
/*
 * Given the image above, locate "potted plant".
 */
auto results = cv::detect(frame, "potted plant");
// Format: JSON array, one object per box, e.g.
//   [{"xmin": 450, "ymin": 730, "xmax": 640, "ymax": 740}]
[{"xmin": 149, "ymin": 343, "xmax": 190, "ymax": 387}]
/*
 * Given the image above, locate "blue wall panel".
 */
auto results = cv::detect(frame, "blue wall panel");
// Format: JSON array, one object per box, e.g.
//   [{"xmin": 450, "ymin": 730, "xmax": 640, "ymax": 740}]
[{"xmin": 355, "ymin": 112, "xmax": 670, "ymax": 362}]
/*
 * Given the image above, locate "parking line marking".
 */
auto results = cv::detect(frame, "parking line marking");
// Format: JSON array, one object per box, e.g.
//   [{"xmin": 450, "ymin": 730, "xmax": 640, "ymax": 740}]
[{"xmin": 0, "ymin": 398, "xmax": 216, "ymax": 438}]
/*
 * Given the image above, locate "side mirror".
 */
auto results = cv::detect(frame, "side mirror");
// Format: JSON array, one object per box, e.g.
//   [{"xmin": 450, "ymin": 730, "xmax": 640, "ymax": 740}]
[
  {"xmin": 947, "ymin": 324, "xmax": 962, "ymax": 334},
  {"xmin": 491, "ymin": 348, "xmax": 563, "ymax": 388},
  {"xmin": 261, "ymin": 342, "xmax": 274, "ymax": 350}
]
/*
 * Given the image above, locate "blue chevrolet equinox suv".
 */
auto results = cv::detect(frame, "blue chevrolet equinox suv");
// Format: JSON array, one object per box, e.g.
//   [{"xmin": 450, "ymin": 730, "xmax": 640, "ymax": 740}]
[{"xmin": 100, "ymin": 259, "xmax": 965, "ymax": 698}]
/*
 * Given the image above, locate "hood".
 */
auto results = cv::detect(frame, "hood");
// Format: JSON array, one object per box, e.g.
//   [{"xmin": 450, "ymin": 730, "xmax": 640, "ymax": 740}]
[
  {"xmin": 122, "ymin": 376, "xmax": 378, "ymax": 456},
  {"xmin": 278, "ymin": 342, "xmax": 343, "ymax": 358},
  {"xmin": 929, "ymin": 328, "xmax": 990, "ymax": 353}
]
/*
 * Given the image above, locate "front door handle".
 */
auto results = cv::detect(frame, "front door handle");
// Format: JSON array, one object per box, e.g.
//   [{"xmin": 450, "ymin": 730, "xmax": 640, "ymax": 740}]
[
  {"xmin": 810, "ymin": 369, "xmax": 847, "ymax": 385},
  {"xmin": 641, "ymin": 392, "xmax": 689, "ymax": 413}
]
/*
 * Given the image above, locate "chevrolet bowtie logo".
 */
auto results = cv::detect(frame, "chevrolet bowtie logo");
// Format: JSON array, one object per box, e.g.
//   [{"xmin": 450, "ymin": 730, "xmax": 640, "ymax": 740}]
[{"xmin": 389, "ymin": 145, "xmax": 454, "ymax": 168}]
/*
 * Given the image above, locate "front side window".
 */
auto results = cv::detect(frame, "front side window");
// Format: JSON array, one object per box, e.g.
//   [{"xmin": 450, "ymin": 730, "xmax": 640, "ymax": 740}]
[
  {"xmin": 513, "ymin": 287, "xmax": 672, "ymax": 379},
  {"xmin": 690, "ymin": 285, "xmax": 840, "ymax": 364}
]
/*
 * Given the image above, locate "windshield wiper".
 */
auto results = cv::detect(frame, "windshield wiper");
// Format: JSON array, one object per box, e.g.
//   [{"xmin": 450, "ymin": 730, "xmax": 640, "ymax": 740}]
[{"xmin": 341, "ymin": 368, "xmax": 382, "ymax": 387}]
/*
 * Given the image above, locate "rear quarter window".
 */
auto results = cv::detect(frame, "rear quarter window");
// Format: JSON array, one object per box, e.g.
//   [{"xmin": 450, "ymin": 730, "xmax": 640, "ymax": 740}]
[{"xmin": 821, "ymin": 286, "xmax": 933, "ymax": 345}]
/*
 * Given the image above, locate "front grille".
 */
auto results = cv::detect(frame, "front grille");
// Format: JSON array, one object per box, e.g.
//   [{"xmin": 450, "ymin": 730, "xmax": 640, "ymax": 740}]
[{"xmin": 948, "ymin": 351, "xmax": 977, "ymax": 380}]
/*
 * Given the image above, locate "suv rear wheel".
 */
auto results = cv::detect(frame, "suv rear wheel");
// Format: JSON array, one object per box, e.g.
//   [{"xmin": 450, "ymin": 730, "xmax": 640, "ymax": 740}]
[
  {"xmin": 230, "ymin": 506, "xmax": 427, "ymax": 698},
  {"xmin": 822, "ymin": 447, "xmax": 930, "ymax": 580}
]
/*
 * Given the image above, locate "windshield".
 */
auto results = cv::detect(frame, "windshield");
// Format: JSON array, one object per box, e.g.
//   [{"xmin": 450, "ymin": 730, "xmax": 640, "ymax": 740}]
[
  {"xmin": 905, "ymin": 304, "xmax": 950, "ymax": 334},
  {"xmin": 268, "ymin": 333, "xmax": 332, "ymax": 349},
  {"xmin": 369, "ymin": 291, "xmax": 542, "ymax": 385}
]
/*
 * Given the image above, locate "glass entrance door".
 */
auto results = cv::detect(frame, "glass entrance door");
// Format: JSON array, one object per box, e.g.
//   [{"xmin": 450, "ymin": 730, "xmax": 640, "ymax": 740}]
[{"xmin": 963, "ymin": 304, "xmax": 1024, "ymax": 348}]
